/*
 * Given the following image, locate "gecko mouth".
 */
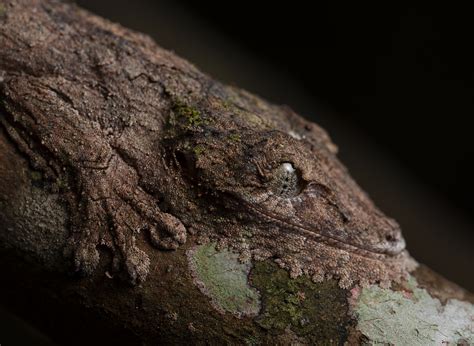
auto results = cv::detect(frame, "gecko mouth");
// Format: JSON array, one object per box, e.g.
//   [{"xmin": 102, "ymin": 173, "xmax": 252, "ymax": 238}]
[{"xmin": 243, "ymin": 202, "xmax": 405, "ymax": 259}]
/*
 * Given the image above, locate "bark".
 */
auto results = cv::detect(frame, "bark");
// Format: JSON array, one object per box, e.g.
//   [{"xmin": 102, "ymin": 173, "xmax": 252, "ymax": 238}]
[{"xmin": 0, "ymin": 0, "xmax": 473, "ymax": 344}]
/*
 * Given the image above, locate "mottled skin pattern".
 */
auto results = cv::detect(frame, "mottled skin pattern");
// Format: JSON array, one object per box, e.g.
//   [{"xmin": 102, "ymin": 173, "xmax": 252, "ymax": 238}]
[{"xmin": 0, "ymin": 0, "xmax": 415, "ymax": 286}]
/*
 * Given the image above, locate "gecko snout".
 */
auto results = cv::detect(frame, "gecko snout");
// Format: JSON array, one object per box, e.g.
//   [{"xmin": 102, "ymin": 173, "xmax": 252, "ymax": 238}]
[{"xmin": 377, "ymin": 231, "xmax": 406, "ymax": 255}]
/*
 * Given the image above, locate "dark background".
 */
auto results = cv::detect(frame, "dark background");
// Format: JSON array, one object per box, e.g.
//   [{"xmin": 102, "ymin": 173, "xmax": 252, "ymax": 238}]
[{"xmin": 1, "ymin": 1, "xmax": 474, "ymax": 343}]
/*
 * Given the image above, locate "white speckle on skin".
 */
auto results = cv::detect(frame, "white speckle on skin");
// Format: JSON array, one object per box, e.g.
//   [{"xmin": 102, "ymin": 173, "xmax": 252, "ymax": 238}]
[
  {"xmin": 282, "ymin": 162, "xmax": 295, "ymax": 174},
  {"xmin": 288, "ymin": 130, "xmax": 304, "ymax": 140}
]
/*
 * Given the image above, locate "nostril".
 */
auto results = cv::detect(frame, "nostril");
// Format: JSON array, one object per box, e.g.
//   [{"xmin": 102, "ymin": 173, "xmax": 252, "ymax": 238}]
[
  {"xmin": 381, "ymin": 233, "xmax": 406, "ymax": 255},
  {"xmin": 385, "ymin": 234, "xmax": 398, "ymax": 242}
]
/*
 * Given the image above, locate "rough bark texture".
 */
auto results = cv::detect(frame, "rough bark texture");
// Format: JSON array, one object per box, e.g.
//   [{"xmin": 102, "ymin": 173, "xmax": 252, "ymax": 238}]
[{"xmin": 0, "ymin": 0, "xmax": 472, "ymax": 344}]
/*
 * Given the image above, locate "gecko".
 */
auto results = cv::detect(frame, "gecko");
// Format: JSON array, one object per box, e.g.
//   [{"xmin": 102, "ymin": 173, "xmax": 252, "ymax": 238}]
[{"xmin": 0, "ymin": 0, "xmax": 415, "ymax": 287}]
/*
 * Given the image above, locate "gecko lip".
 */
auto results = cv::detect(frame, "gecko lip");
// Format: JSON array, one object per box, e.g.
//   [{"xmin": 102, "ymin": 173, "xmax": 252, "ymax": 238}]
[{"xmin": 242, "ymin": 201, "xmax": 406, "ymax": 257}]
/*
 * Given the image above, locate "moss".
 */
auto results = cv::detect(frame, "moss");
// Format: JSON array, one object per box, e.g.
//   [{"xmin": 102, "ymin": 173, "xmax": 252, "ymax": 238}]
[
  {"xmin": 55, "ymin": 176, "xmax": 68, "ymax": 190},
  {"xmin": 193, "ymin": 145, "xmax": 204, "ymax": 156},
  {"xmin": 29, "ymin": 170, "xmax": 48, "ymax": 190},
  {"xmin": 188, "ymin": 243, "xmax": 261, "ymax": 318},
  {"xmin": 173, "ymin": 101, "xmax": 203, "ymax": 127},
  {"xmin": 228, "ymin": 133, "xmax": 241, "ymax": 142},
  {"xmin": 250, "ymin": 261, "xmax": 351, "ymax": 344},
  {"xmin": 238, "ymin": 111, "xmax": 267, "ymax": 128},
  {"xmin": 221, "ymin": 100, "xmax": 233, "ymax": 110},
  {"xmin": 0, "ymin": 4, "xmax": 5, "ymax": 17},
  {"xmin": 30, "ymin": 171, "xmax": 43, "ymax": 181},
  {"xmin": 352, "ymin": 278, "xmax": 474, "ymax": 344},
  {"xmin": 244, "ymin": 335, "xmax": 260, "ymax": 346}
]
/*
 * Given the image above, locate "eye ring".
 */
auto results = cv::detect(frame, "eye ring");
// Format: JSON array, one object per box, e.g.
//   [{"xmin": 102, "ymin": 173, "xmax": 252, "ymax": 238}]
[{"xmin": 269, "ymin": 162, "xmax": 303, "ymax": 198}]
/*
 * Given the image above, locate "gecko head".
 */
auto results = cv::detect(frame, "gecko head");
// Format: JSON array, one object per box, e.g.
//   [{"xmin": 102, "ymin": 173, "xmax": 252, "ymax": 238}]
[{"xmin": 172, "ymin": 128, "xmax": 406, "ymax": 257}]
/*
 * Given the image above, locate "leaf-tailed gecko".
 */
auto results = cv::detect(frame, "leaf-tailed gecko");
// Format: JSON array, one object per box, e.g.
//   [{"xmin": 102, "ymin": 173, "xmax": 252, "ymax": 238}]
[{"xmin": 0, "ymin": 0, "xmax": 415, "ymax": 287}]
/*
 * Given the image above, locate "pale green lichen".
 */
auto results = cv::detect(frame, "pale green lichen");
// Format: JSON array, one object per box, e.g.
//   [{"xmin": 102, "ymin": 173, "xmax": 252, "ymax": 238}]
[
  {"xmin": 351, "ymin": 278, "xmax": 474, "ymax": 345},
  {"xmin": 187, "ymin": 243, "xmax": 261, "ymax": 318}
]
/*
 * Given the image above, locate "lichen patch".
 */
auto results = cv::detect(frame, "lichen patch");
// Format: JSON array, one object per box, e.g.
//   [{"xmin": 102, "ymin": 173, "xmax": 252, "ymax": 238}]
[
  {"xmin": 350, "ymin": 276, "xmax": 474, "ymax": 345},
  {"xmin": 187, "ymin": 243, "xmax": 261, "ymax": 318}
]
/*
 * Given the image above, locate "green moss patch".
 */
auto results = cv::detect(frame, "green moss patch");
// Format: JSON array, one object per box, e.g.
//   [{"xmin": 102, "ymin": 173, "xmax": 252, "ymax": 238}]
[
  {"xmin": 228, "ymin": 133, "xmax": 241, "ymax": 142},
  {"xmin": 193, "ymin": 145, "xmax": 204, "ymax": 156},
  {"xmin": 250, "ymin": 261, "xmax": 351, "ymax": 344},
  {"xmin": 173, "ymin": 102, "xmax": 203, "ymax": 127},
  {"xmin": 187, "ymin": 243, "xmax": 261, "ymax": 318},
  {"xmin": 30, "ymin": 171, "xmax": 43, "ymax": 181}
]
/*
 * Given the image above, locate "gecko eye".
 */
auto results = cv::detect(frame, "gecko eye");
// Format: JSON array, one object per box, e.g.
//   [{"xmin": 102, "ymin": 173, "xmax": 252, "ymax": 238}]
[{"xmin": 269, "ymin": 162, "xmax": 303, "ymax": 198}]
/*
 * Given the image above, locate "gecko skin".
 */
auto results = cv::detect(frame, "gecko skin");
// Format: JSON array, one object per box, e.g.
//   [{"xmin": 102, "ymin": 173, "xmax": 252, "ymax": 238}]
[{"xmin": 0, "ymin": 0, "xmax": 415, "ymax": 287}]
